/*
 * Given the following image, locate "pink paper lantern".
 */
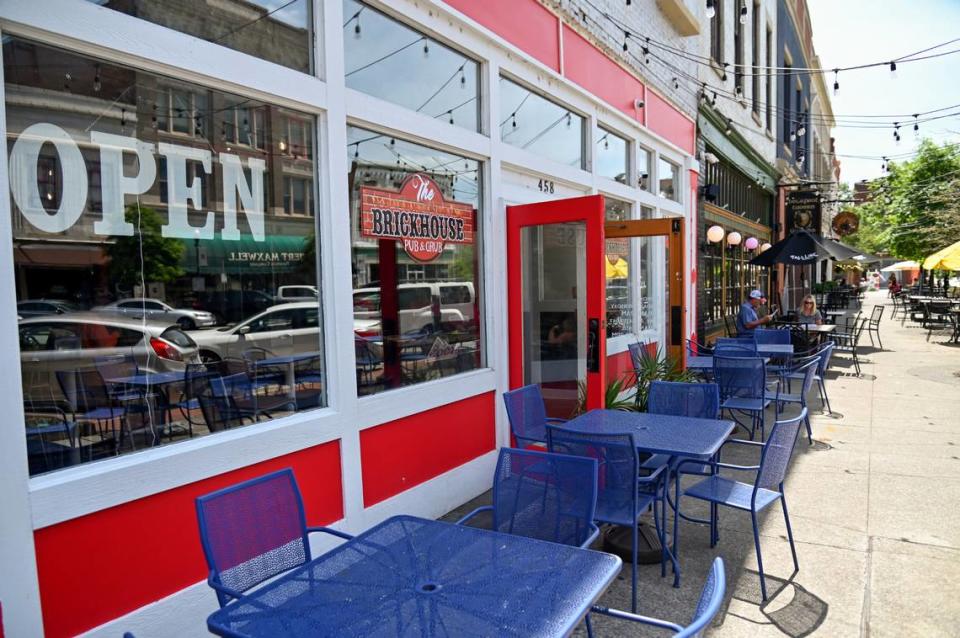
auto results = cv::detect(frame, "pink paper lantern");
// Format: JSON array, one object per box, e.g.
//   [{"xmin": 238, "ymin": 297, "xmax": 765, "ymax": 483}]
[{"xmin": 744, "ymin": 236, "xmax": 759, "ymax": 250}]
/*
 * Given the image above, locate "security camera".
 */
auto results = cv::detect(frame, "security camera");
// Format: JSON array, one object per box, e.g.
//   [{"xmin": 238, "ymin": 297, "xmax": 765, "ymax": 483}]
[
  {"xmin": 703, "ymin": 152, "xmax": 720, "ymax": 165},
  {"xmin": 634, "ymin": 99, "xmax": 645, "ymax": 109}
]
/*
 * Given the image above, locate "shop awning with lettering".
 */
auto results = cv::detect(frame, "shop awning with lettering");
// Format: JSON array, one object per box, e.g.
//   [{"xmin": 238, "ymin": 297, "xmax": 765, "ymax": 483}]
[{"xmin": 181, "ymin": 235, "xmax": 310, "ymax": 275}]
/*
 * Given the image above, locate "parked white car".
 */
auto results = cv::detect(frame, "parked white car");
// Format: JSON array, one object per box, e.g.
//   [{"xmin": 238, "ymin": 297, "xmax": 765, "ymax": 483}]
[
  {"xmin": 352, "ymin": 282, "xmax": 475, "ymax": 335},
  {"xmin": 276, "ymin": 285, "xmax": 319, "ymax": 301},
  {"xmin": 94, "ymin": 298, "xmax": 217, "ymax": 330},
  {"xmin": 189, "ymin": 302, "xmax": 321, "ymax": 362}
]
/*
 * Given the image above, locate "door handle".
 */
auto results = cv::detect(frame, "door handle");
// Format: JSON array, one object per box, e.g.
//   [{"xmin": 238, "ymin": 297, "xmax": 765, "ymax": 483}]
[{"xmin": 586, "ymin": 318, "xmax": 600, "ymax": 373}]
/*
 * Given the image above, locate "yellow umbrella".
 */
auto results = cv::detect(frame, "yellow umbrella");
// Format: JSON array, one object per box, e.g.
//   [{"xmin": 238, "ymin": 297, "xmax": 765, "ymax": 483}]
[
  {"xmin": 923, "ymin": 239, "xmax": 960, "ymax": 270},
  {"xmin": 605, "ymin": 255, "xmax": 629, "ymax": 279}
]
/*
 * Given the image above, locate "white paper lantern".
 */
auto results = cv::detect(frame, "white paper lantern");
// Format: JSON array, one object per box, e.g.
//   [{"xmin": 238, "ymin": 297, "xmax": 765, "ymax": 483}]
[
  {"xmin": 760, "ymin": 242, "xmax": 772, "ymax": 253},
  {"xmin": 744, "ymin": 236, "xmax": 759, "ymax": 250},
  {"xmin": 706, "ymin": 225, "xmax": 725, "ymax": 243},
  {"xmin": 727, "ymin": 231, "xmax": 742, "ymax": 246}
]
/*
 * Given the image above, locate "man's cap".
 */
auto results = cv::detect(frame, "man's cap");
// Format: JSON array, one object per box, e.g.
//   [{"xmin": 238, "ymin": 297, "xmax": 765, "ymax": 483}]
[{"xmin": 749, "ymin": 289, "xmax": 766, "ymax": 300}]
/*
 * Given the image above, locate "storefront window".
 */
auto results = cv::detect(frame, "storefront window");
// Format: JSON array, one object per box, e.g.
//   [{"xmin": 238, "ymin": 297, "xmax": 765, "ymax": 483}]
[
  {"xmin": 638, "ymin": 146, "xmax": 652, "ymax": 191},
  {"xmin": 88, "ymin": 0, "xmax": 312, "ymax": 74},
  {"xmin": 343, "ymin": 1, "xmax": 480, "ymax": 133},
  {"xmin": 658, "ymin": 157, "xmax": 680, "ymax": 201},
  {"xmin": 347, "ymin": 127, "xmax": 483, "ymax": 396},
  {"xmin": 5, "ymin": 38, "xmax": 325, "ymax": 476},
  {"xmin": 604, "ymin": 199, "xmax": 632, "ymax": 338},
  {"xmin": 596, "ymin": 127, "xmax": 628, "ymax": 183},
  {"xmin": 499, "ymin": 76, "xmax": 584, "ymax": 168}
]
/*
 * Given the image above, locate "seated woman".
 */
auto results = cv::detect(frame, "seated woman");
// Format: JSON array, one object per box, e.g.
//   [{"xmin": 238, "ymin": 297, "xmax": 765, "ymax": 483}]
[{"xmin": 797, "ymin": 294, "xmax": 823, "ymax": 325}]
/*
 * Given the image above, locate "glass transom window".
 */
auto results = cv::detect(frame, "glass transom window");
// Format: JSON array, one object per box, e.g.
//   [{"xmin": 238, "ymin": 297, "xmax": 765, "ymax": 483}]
[
  {"xmin": 595, "ymin": 127, "xmax": 628, "ymax": 183},
  {"xmin": 499, "ymin": 76, "xmax": 584, "ymax": 168},
  {"xmin": 5, "ymin": 38, "xmax": 325, "ymax": 476},
  {"xmin": 343, "ymin": 0, "xmax": 480, "ymax": 132}
]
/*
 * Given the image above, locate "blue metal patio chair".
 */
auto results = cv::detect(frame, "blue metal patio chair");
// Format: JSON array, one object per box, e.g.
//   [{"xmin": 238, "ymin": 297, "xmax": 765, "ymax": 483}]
[
  {"xmin": 547, "ymin": 426, "xmax": 667, "ymax": 612},
  {"xmin": 713, "ymin": 355, "xmax": 775, "ymax": 440},
  {"xmin": 677, "ymin": 410, "xmax": 806, "ymax": 601},
  {"xmin": 591, "ymin": 556, "xmax": 726, "ymax": 637},
  {"xmin": 195, "ymin": 468, "xmax": 352, "ymax": 608},
  {"xmin": 788, "ymin": 341, "xmax": 834, "ymax": 415},
  {"xmin": 502, "ymin": 384, "xmax": 567, "ymax": 449},
  {"xmin": 457, "ymin": 447, "xmax": 600, "ymax": 548},
  {"xmin": 685, "ymin": 338, "xmax": 713, "ymax": 357},
  {"xmin": 56, "ymin": 369, "xmax": 120, "ymax": 441},
  {"xmin": 627, "ymin": 341, "xmax": 645, "ymax": 375},
  {"xmin": 766, "ymin": 358, "xmax": 818, "ymax": 444},
  {"xmin": 753, "ymin": 328, "xmax": 792, "ymax": 345}
]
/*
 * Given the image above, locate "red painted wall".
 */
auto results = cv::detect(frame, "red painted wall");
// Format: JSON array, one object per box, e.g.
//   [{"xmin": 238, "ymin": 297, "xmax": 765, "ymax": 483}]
[
  {"xmin": 361, "ymin": 393, "xmax": 496, "ymax": 506},
  {"xmin": 562, "ymin": 26, "xmax": 645, "ymax": 120},
  {"xmin": 645, "ymin": 90, "xmax": 696, "ymax": 155},
  {"xmin": 607, "ymin": 349, "xmax": 635, "ymax": 383},
  {"xmin": 34, "ymin": 441, "xmax": 343, "ymax": 638},
  {"xmin": 444, "ymin": 0, "xmax": 560, "ymax": 71}
]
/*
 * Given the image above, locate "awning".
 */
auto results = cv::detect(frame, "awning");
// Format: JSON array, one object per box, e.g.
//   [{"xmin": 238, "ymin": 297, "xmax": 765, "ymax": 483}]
[
  {"xmin": 880, "ymin": 260, "xmax": 920, "ymax": 272},
  {"xmin": 181, "ymin": 235, "xmax": 311, "ymax": 275},
  {"xmin": 923, "ymin": 239, "xmax": 960, "ymax": 271},
  {"xmin": 14, "ymin": 242, "xmax": 108, "ymax": 267}
]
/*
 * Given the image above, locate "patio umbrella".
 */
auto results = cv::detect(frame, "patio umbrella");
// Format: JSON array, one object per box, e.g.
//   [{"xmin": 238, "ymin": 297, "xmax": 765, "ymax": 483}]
[
  {"xmin": 749, "ymin": 230, "xmax": 847, "ymax": 266},
  {"xmin": 922, "ymin": 239, "xmax": 960, "ymax": 271},
  {"xmin": 880, "ymin": 260, "xmax": 920, "ymax": 272},
  {"xmin": 818, "ymin": 236, "xmax": 863, "ymax": 261}
]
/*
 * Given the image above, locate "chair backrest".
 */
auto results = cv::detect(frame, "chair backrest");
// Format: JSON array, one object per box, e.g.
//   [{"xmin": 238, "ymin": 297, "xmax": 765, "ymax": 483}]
[
  {"xmin": 723, "ymin": 315, "xmax": 737, "ymax": 337},
  {"xmin": 869, "ymin": 305, "xmax": 884, "ymax": 324},
  {"xmin": 713, "ymin": 355, "xmax": 766, "ymax": 401},
  {"xmin": 756, "ymin": 410, "xmax": 806, "ymax": 490},
  {"xmin": 195, "ymin": 468, "xmax": 311, "ymax": 608},
  {"xmin": 503, "ymin": 385, "xmax": 550, "ymax": 447},
  {"xmin": 677, "ymin": 557, "xmax": 727, "ymax": 638},
  {"xmin": 95, "ymin": 354, "xmax": 137, "ymax": 382},
  {"xmin": 627, "ymin": 342, "xmax": 644, "ymax": 376},
  {"xmin": 753, "ymin": 329, "xmax": 792, "ymax": 345},
  {"xmin": 648, "ymin": 381, "xmax": 720, "ymax": 419},
  {"xmin": 816, "ymin": 342, "xmax": 834, "ymax": 375},
  {"xmin": 74, "ymin": 368, "xmax": 114, "ymax": 410},
  {"xmin": 685, "ymin": 339, "xmax": 712, "ymax": 357},
  {"xmin": 546, "ymin": 427, "xmax": 639, "ymax": 525},
  {"xmin": 491, "ymin": 447, "xmax": 598, "ymax": 548},
  {"xmin": 195, "ymin": 372, "xmax": 243, "ymax": 432},
  {"xmin": 795, "ymin": 359, "xmax": 819, "ymax": 399},
  {"xmin": 55, "ymin": 369, "xmax": 79, "ymax": 410}
]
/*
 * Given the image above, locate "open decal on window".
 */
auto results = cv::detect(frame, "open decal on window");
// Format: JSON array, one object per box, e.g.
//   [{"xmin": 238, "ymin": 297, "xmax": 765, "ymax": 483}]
[{"xmin": 359, "ymin": 174, "xmax": 474, "ymax": 263}]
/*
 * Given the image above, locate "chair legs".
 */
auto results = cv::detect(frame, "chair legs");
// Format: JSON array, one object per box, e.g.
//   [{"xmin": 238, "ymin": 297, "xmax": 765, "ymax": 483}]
[
  {"xmin": 781, "ymin": 495, "xmax": 800, "ymax": 575},
  {"xmin": 817, "ymin": 378, "xmax": 832, "ymax": 415},
  {"xmin": 751, "ymin": 509, "xmax": 768, "ymax": 601},
  {"xmin": 630, "ymin": 519, "xmax": 639, "ymax": 613}
]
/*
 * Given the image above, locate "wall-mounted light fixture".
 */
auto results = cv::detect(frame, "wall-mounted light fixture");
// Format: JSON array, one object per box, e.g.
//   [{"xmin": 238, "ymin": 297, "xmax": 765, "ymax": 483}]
[
  {"xmin": 706, "ymin": 225, "xmax": 725, "ymax": 243},
  {"xmin": 727, "ymin": 231, "xmax": 742, "ymax": 246}
]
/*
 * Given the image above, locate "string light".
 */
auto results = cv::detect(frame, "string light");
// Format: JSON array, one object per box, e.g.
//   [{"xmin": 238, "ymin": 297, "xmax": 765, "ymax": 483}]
[
  {"xmin": 93, "ymin": 65, "xmax": 101, "ymax": 93},
  {"xmin": 354, "ymin": 17, "xmax": 361, "ymax": 38},
  {"xmin": 725, "ymin": 118, "xmax": 733, "ymax": 135},
  {"xmin": 565, "ymin": 112, "xmax": 572, "ymax": 128},
  {"xmin": 642, "ymin": 37, "xmax": 651, "ymax": 65},
  {"xmin": 63, "ymin": 72, "xmax": 71, "ymax": 92},
  {"xmin": 739, "ymin": 0, "xmax": 748, "ymax": 25},
  {"xmin": 623, "ymin": 31, "xmax": 630, "ymax": 52},
  {"xmin": 448, "ymin": 110, "xmax": 454, "ymax": 125},
  {"xmin": 423, "ymin": 41, "xmax": 430, "ymax": 57},
  {"xmin": 913, "ymin": 114, "xmax": 919, "ymax": 136},
  {"xmin": 889, "ymin": 61, "xmax": 897, "ymax": 79},
  {"xmin": 706, "ymin": 0, "xmax": 716, "ymax": 19},
  {"xmin": 672, "ymin": 77, "xmax": 679, "ymax": 90},
  {"xmin": 833, "ymin": 69, "xmax": 839, "ymax": 95}
]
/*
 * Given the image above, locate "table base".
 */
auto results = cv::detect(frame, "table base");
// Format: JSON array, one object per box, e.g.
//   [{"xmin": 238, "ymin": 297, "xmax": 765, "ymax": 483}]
[{"xmin": 602, "ymin": 523, "xmax": 670, "ymax": 564}]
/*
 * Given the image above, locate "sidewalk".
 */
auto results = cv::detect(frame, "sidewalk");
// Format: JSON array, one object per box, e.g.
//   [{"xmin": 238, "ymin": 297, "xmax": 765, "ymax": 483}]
[{"xmin": 443, "ymin": 290, "xmax": 960, "ymax": 637}]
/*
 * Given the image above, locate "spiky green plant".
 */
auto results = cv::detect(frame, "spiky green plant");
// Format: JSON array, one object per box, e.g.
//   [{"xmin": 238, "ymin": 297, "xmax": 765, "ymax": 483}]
[
  {"xmin": 574, "ymin": 373, "xmax": 637, "ymax": 416},
  {"xmin": 630, "ymin": 344, "xmax": 697, "ymax": 412}
]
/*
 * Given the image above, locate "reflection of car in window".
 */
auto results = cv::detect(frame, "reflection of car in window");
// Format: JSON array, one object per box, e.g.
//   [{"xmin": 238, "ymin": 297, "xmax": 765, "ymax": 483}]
[
  {"xmin": 352, "ymin": 282, "xmax": 475, "ymax": 335},
  {"xmin": 189, "ymin": 302, "xmax": 321, "ymax": 362}
]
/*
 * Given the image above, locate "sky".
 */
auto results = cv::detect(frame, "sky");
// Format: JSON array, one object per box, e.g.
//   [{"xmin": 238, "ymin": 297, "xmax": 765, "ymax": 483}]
[{"xmin": 806, "ymin": 0, "xmax": 960, "ymax": 186}]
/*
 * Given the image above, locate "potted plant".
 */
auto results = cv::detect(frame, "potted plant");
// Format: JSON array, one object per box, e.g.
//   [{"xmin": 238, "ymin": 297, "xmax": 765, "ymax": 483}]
[{"xmin": 629, "ymin": 343, "xmax": 697, "ymax": 412}]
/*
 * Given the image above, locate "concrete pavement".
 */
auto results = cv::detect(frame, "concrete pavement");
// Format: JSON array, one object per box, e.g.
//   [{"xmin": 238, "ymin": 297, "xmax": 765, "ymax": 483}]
[{"xmin": 443, "ymin": 290, "xmax": 960, "ymax": 636}]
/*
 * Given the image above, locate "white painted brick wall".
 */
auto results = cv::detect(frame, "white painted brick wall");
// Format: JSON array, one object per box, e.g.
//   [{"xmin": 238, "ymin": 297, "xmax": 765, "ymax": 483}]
[{"xmin": 544, "ymin": 0, "xmax": 701, "ymax": 120}]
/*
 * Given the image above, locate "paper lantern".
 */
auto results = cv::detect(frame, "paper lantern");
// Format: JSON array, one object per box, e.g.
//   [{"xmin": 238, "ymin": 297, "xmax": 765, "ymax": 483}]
[
  {"xmin": 760, "ymin": 242, "xmax": 772, "ymax": 253},
  {"xmin": 744, "ymin": 236, "xmax": 759, "ymax": 250},
  {"xmin": 706, "ymin": 225, "xmax": 725, "ymax": 243},
  {"xmin": 727, "ymin": 231, "xmax": 742, "ymax": 246}
]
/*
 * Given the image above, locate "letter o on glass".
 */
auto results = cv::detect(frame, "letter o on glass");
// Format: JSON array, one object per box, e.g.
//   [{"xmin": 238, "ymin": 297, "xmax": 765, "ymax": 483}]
[{"xmin": 10, "ymin": 122, "xmax": 88, "ymax": 233}]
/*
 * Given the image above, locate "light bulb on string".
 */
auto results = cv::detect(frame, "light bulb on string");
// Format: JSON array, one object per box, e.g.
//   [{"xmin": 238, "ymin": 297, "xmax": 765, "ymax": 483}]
[
  {"xmin": 833, "ymin": 69, "xmax": 839, "ymax": 95},
  {"xmin": 565, "ymin": 112, "xmax": 572, "ymax": 129},
  {"xmin": 913, "ymin": 114, "xmax": 919, "ymax": 137},
  {"xmin": 354, "ymin": 144, "xmax": 359, "ymax": 159},
  {"xmin": 460, "ymin": 67, "xmax": 466, "ymax": 88},
  {"xmin": 93, "ymin": 65, "xmax": 101, "ymax": 93},
  {"xmin": 642, "ymin": 38, "xmax": 651, "ymax": 64},
  {"xmin": 706, "ymin": 0, "xmax": 716, "ymax": 19},
  {"xmin": 889, "ymin": 61, "xmax": 897, "ymax": 79},
  {"xmin": 790, "ymin": 129, "xmax": 796, "ymax": 142},
  {"xmin": 739, "ymin": 1, "xmax": 747, "ymax": 24},
  {"xmin": 724, "ymin": 118, "xmax": 733, "ymax": 135},
  {"xmin": 711, "ymin": 91, "xmax": 718, "ymax": 106},
  {"xmin": 423, "ymin": 40, "xmax": 430, "ymax": 57},
  {"xmin": 672, "ymin": 77, "xmax": 679, "ymax": 90},
  {"xmin": 354, "ymin": 18, "xmax": 361, "ymax": 38},
  {"xmin": 448, "ymin": 110, "xmax": 454, "ymax": 125}
]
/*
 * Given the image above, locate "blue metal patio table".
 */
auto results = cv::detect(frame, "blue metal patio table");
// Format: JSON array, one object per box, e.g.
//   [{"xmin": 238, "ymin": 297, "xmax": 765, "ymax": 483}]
[
  {"xmin": 562, "ymin": 410, "xmax": 735, "ymax": 586},
  {"xmin": 206, "ymin": 514, "xmax": 621, "ymax": 638},
  {"xmin": 755, "ymin": 343, "xmax": 793, "ymax": 356},
  {"xmin": 106, "ymin": 370, "xmax": 193, "ymax": 443},
  {"xmin": 688, "ymin": 355, "xmax": 769, "ymax": 370},
  {"xmin": 254, "ymin": 351, "xmax": 322, "ymax": 399}
]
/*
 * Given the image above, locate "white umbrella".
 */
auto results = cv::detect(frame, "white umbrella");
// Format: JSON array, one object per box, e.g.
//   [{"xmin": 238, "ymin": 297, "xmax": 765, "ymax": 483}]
[{"xmin": 880, "ymin": 260, "xmax": 920, "ymax": 272}]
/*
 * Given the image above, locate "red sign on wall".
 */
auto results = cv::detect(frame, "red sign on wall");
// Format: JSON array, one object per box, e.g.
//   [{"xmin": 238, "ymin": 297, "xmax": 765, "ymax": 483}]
[{"xmin": 360, "ymin": 174, "xmax": 475, "ymax": 263}]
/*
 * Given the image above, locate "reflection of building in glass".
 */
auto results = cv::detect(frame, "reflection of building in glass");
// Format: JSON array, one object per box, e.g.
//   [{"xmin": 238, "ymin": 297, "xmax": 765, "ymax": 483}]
[{"xmin": 5, "ymin": 38, "xmax": 318, "ymax": 320}]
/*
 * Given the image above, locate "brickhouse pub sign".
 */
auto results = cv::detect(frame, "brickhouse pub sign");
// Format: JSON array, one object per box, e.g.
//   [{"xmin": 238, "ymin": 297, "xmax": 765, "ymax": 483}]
[{"xmin": 359, "ymin": 174, "xmax": 475, "ymax": 262}]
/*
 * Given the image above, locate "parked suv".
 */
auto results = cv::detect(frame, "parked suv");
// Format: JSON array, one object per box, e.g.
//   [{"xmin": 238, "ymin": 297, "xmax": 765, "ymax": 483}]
[
  {"xmin": 352, "ymin": 282, "xmax": 475, "ymax": 335},
  {"xmin": 19, "ymin": 314, "xmax": 200, "ymax": 404}
]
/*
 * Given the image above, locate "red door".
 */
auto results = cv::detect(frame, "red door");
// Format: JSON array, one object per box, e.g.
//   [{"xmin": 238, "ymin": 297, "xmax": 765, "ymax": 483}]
[{"xmin": 506, "ymin": 195, "xmax": 607, "ymax": 418}]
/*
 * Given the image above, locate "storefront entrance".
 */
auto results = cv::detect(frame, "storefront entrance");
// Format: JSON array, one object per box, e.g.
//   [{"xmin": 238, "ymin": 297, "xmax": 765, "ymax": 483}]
[{"xmin": 507, "ymin": 195, "xmax": 685, "ymax": 419}]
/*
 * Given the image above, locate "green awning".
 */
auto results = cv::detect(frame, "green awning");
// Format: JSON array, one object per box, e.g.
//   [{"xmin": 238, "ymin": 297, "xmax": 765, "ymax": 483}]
[{"xmin": 182, "ymin": 235, "xmax": 311, "ymax": 275}]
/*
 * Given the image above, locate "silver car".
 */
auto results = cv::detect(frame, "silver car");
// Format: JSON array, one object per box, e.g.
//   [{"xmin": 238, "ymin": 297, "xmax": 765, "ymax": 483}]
[
  {"xmin": 189, "ymin": 302, "xmax": 321, "ymax": 362},
  {"xmin": 94, "ymin": 298, "xmax": 217, "ymax": 330},
  {"xmin": 19, "ymin": 313, "xmax": 200, "ymax": 404}
]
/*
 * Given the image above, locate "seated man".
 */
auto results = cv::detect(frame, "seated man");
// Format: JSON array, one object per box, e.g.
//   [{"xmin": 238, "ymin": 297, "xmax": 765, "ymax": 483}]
[{"xmin": 736, "ymin": 289, "xmax": 774, "ymax": 336}]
